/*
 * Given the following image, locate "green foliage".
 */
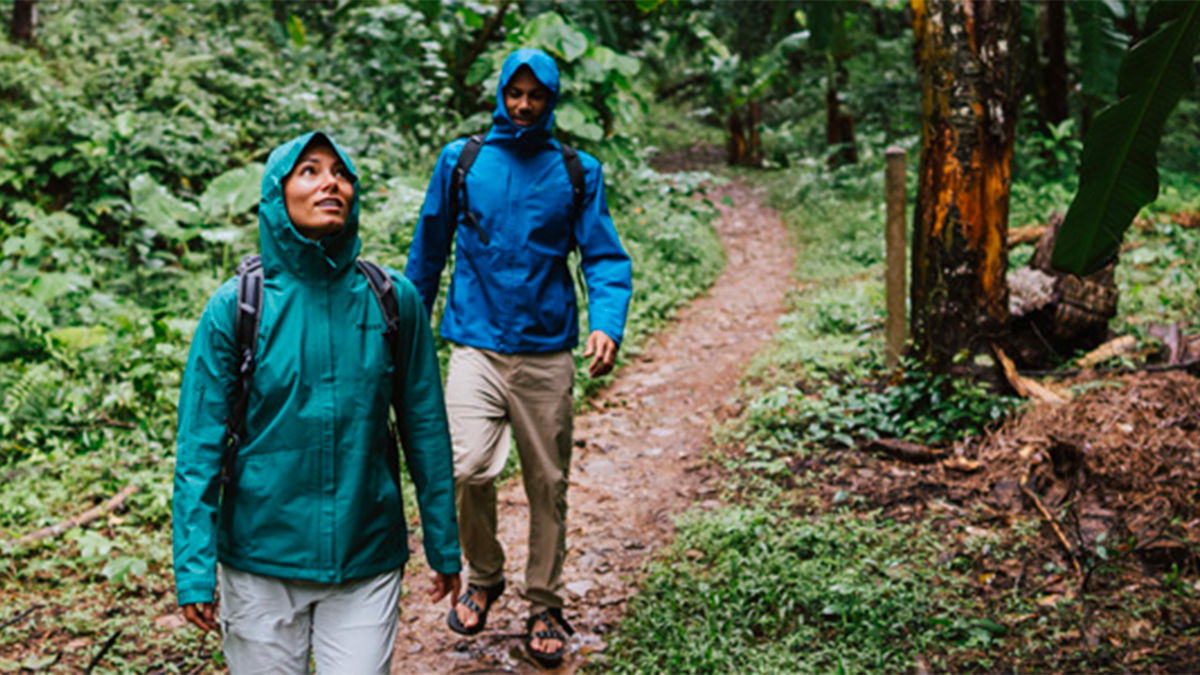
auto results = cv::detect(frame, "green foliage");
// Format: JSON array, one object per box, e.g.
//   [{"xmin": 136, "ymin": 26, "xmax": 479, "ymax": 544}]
[
  {"xmin": 1052, "ymin": 1, "xmax": 1200, "ymax": 275},
  {"xmin": 1071, "ymin": 0, "xmax": 1132, "ymax": 104},
  {"xmin": 605, "ymin": 507, "xmax": 992, "ymax": 673},
  {"xmin": 746, "ymin": 361, "xmax": 1021, "ymax": 453},
  {"xmin": 0, "ymin": 3, "xmax": 724, "ymax": 668}
]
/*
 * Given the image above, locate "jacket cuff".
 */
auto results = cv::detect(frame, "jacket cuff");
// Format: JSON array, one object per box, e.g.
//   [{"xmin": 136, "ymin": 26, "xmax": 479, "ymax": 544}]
[
  {"xmin": 177, "ymin": 585, "xmax": 215, "ymax": 606},
  {"xmin": 426, "ymin": 554, "xmax": 463, "ymax": 576}
]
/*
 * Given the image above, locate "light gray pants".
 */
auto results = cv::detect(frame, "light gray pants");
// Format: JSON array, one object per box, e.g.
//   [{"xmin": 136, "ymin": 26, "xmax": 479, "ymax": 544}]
[{"xmin": 218, "ymin": 564, "xmax": 402, "ymax": 675}]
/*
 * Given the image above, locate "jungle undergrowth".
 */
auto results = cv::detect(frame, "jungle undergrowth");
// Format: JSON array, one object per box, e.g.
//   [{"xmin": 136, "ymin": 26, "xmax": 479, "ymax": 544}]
[{"xmin": 604, "ymin": 154, "xmax": 1200, "ymax": 673}]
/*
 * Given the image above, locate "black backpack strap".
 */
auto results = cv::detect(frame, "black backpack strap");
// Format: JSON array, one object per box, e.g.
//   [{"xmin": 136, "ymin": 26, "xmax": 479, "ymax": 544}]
[
  {"xmin": 449, "ymin": 134, "xmax": 488, "ymax": 245},
  {"xmin": 356, "ymin": 259, "xmax": 401, "ymax": 357},
  {"xmin": 356, "ymin": 258, "xmax": 404, "ymax": 492},
  {"xmin": 224, "ymin": 254, "xmax": 263, "ymax": 483},
  {"xmin": 559, "ymin": 143, "xmax": 589, "ymax": 303},
  {"xmin": 559, "ymin": 142, "xmax": 586, "ymax": 226}
]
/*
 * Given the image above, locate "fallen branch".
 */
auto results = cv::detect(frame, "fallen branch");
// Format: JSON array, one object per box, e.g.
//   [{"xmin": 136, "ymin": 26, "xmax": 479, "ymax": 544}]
[
  {"xmin": 862, "ymin": 438, "xmax": 945, "ymax": 464},
  {"xmin": 6, "ymin": 484, "xmax": 139, "ymax": 549},
  {"xmin": 1020, "ymin": 469, "xmax": 1082, "ymax": 580},
  {"xmin": 1018, "ymin": 354, "xmax": 1200, "ymax": 378},
  {"xmin": 1008, "ymin": 224, "xmax": 1048, "ymax": 247},
  {"xmin": 85, "ymin": 629, "xmax": 122, "ymax": 674},
  {"xmin": 0, "ymin": 605, "xmax": 42, "ymax": 631}
]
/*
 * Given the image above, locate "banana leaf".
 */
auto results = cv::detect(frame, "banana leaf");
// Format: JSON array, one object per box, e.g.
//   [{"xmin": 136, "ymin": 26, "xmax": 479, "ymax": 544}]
[
  {"xmin": 1051, "ymin": 1, "xmax": 1200, "ymax": 276},
  {"xmin": 1070, "ymin": 0, "xmax": 1130, "ymax": 101}
]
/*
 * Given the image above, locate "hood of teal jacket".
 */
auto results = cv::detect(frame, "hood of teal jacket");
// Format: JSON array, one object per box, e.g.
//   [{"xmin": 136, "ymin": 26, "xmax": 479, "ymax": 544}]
[
  {"xmin": 259, "ymin": 131, "xmax": 362, "ymax": 277},
  {"xmin": 491, "ymin": 48, "xmax": 560, "ymax": 145}
]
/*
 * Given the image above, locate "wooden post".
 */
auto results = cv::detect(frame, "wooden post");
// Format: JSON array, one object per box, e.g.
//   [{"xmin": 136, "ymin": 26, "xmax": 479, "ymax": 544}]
[{"xmin": 885, "ymin": 146, "xmax": 906, "ymax": 369}]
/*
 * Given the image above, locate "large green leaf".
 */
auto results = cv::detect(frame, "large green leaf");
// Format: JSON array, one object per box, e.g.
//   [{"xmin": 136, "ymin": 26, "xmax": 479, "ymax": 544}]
[
  {"xmin": 1051, "ymin": 1, "xmax": 1200, "ymax": 276},
  {"xmin": 1071, "ymin": 0, "xmax": 1130, "ymax": 101},
  {"xmin": 130, "ymin": 174, "xmax": 199, "ymax": 239},
  {"xmin": 198, "ymin": 163, "xmax": 264, "ymax": 219}
]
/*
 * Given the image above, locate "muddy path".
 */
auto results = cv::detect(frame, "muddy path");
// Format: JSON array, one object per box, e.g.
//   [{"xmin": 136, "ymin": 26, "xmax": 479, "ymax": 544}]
[{"xmin": 390, "ymin": 178, "xmax": 795, "ymax": 672}]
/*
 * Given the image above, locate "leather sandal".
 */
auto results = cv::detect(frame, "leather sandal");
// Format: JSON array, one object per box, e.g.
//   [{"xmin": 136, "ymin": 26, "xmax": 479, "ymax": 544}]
[
  {"xmin": 446, "ymin": 578, "xmax": 505, "ymax": 636},
  {"xmin": 524, "ymin": 608, "xmax": 575, "ymax": 669}
]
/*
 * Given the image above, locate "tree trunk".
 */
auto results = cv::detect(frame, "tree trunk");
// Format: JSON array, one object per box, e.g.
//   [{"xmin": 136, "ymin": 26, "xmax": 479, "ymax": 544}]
[
  {"xmin": 747, "ymin": 99, "xmax": 763, "ymax": 167},
  {"xmin": 1038, "ymin": 1, "xmax": 1069, "ymax": 126},
  {"xmin": 726, "ymin": 107, "xmax": 746, "ymax": 166},
  {"xmin": 10, "ymin": 0, "xmax": 36, "ymax": 45},
  {"xmin": 726, "ymin": 102, "xmax": 762, "ymax": 167},
  {"xmin": 910, "ymin": 0, "xmax": 1020, "ymax": 373},
  {"xmin": 825, "ymin": 65, "xmax": 858, "ymax": 167}
]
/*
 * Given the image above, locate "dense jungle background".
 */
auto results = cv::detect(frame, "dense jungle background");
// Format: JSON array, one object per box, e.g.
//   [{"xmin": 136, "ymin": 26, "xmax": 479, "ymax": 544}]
[{"xmin": 2, "ymin": 0, "xmax": 1198, "ymax": 672}]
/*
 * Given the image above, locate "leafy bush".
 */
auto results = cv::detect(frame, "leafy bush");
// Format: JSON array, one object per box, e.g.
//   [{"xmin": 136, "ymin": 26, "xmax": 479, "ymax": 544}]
[{"xmin": 745, "ymin": 361, "xmax": 1022, "ymax": 453}]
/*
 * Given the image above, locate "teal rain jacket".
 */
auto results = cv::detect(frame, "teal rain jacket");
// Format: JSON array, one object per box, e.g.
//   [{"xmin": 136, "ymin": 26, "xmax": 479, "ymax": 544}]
[
  {"xmin": 172, "ymin": 132, "xmax": 461, "ymax": 606},
  {"xmin": 405, "ymin": 48, "xmax": 633, "ymax": 353}
]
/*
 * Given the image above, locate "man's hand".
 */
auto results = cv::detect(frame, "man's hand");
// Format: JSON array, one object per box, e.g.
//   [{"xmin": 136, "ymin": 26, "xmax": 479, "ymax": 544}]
[
  {"xmin": 183, "ymin": 602, "xmax": 218, "ymax": 633},
  {"xmin": 429, "ymin": 571, "xmax": 462, "ymax": 609},
  {"xmin": 582, "ymin": 330, "xmax": 618, "ymax": 378}
]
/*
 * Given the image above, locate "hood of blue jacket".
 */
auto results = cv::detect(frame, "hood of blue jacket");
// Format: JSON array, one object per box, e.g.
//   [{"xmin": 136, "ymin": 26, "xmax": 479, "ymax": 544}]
[
  {"xmin": 258, "ymin": 131, "xmax": 362, "ymax": 277},
  {"xmin": 491, "ymin": 48, "xmax": 560, "ymax": 145}
]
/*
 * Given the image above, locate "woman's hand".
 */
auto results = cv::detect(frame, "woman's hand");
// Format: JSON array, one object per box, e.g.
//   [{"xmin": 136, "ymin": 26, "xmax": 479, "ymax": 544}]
[
  {"xmin": 183, "ymin": 602, "xmax": 218, "ymax": 633},
  {"xmin": 429, "ymin": 571, "xmax": 462, "ymax": 609}
]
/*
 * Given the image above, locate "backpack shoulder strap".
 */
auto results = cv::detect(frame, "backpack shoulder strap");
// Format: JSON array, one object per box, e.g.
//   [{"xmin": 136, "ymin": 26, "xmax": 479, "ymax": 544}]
[
  {"xmin": 559, "ymin": 142, "xmax": 586, "ymax": 225},
  {"xmin": 356, "ymin": 259, "xmax": 401, "ymax": 359},
  {"xmin": 356, "ymin": 258, "xmax": 405, "ymax": 491},
  {"xmin": 223, "ymin": 254, "xmax": 263, "ymax": 480},
  {"xmin": 449, "ymin": 134, "xmax": 489, "ymax": 244}
]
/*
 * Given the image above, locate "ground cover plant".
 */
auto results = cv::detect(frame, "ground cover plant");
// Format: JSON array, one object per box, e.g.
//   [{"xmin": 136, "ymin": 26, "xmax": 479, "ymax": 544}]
[
  {"xmin": 605, "ymin": 146, "xmax": 1200, "ymax": 672},
  {"xmin": 0, "ymin": 4, "xmax": 722, "ymax": 671}
]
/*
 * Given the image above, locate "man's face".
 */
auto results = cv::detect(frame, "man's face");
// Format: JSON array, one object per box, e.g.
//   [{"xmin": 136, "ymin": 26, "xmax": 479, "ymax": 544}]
[
  {"xmin": 503, "ymin": 67, "xmax": 550, "ymax": 127},
  {"xmin": 283, "ymin": 142, "xmax": 353, "ymax": 240}
]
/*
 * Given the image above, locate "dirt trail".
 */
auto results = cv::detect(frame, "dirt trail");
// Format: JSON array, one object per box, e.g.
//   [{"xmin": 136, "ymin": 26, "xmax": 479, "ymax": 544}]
[{"xmin": 390, "ymin": 178, "xmax": 795, "ymax": 672}]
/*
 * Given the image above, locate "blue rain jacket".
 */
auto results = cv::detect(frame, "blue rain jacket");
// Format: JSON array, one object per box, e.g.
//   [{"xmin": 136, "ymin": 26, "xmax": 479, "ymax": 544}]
[
  {"xmin": 405, "ymin": 48, "xmax": 633, "ymax": 353},
  {"xmin": 172, "ymin": 132, "xmax": 461, "ymax": 606}
]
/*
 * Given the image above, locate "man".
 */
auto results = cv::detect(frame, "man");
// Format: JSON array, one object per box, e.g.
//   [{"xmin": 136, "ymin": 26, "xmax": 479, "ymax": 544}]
[
  {"xmin": 173, "ymin": 131, "xmax": 461, "ymax": 674},
  {"xmin": 405, "ymin": 48, "xmax": 633, "ymax": 668}
]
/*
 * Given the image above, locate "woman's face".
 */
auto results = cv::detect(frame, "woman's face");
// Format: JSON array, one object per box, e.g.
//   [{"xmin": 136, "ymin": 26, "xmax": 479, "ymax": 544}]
[{"xmin": 283, "ymin": 142, "xmax": 354, "ymax": 239}]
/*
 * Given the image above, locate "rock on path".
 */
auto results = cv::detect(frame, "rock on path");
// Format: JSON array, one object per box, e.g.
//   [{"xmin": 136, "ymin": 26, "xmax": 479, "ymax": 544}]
[{"xmin": 390, "ymin": 179, "xmax": 795, "ymax": 672}]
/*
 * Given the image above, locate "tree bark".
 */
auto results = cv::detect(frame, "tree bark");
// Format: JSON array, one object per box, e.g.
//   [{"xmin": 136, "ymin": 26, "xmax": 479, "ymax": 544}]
[
  {"xmin": 1039, "ymin": 1, "xmax": 1069, "ymax": 126},
  {"xmin": 747, "ymin": 99, "xmax": 763, "ymax": 167},
  {"xmin": 726, "ymin": 102, "xmax": 762, "ymax": 167},
  {"xmin": 726, "ymin": 107, "xmax": 746, "ymax": 166},
  {"xmin": 825, "ymin": 66, "xmax": 858, "ymax": 167},
  {"xmin": 10, "ymin": 0, "xmax": 36, "ymax": 45},
  {"xmin": 910, "ymin": 0, "xmax": 1020, "ymax": 372}
]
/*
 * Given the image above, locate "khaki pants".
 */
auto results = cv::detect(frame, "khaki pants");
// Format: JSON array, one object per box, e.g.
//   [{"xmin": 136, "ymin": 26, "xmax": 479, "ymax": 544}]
[
  {"xmin": 217, "ymin": 564, "xmax": 402, "ymax": 674},
  {"xmin": 445, "ymin": 346, "xmax": 574, "ymax": 612}
]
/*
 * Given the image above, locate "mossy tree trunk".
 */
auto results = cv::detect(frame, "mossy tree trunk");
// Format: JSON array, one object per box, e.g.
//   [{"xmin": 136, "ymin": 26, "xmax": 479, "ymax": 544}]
[{"xmin": 910, "ymin": 0, "xmax": 1020, "ymax": 372}]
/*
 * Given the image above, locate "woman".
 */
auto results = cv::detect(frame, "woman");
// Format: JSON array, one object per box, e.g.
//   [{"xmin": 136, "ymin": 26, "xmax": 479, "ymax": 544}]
[{"xmin": 172, "ymin": 131, "xmax": 461, "ymax": 673}]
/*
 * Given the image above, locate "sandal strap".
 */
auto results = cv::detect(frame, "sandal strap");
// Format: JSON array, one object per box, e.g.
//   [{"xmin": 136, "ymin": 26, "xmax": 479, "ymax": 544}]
[
  {"xmin": 527, "ymin": 608, "xmax": 576, "ymax": 638},
  {"xmin": 457, "ymin": 579, "xmax": 504, "ymax": 616},
  {"xmin": 457, "ymin": 593, "xmax": 482, "ymax": 614}
]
